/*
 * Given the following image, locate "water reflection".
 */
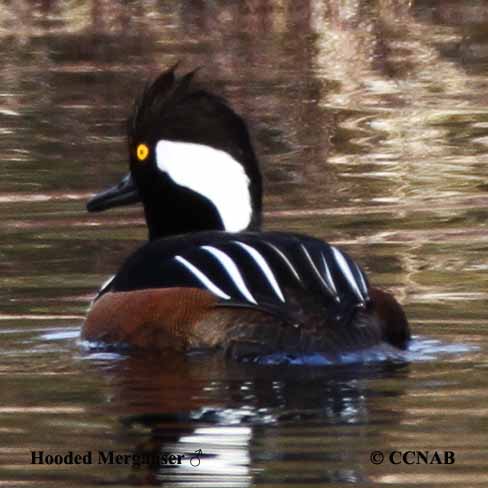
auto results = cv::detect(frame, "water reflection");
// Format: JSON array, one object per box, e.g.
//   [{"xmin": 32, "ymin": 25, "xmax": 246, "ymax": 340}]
[{"xmin": 87, "ymin": 353, "xmax": 409, "ymax": 485}]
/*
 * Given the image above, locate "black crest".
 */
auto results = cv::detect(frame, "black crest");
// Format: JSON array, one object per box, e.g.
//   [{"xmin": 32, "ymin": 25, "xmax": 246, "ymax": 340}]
[
  {"xmin": 128, "ymin": 63, "xmax": 199, "ymax": 140},
  {"xmin": 127, "ymin": 64, "xmax": 262, "ymax": 226}
]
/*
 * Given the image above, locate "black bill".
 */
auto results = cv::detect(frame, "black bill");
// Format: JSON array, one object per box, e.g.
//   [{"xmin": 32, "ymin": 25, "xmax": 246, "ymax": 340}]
[{"xmin": 86, "ymin": 173, "xmax": 140, "ymax": 212}]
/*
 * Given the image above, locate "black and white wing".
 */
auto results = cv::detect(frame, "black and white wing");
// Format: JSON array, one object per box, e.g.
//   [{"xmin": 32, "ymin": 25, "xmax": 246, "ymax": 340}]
[{"xmin": 101, "ymin": 231, "xmax": 371, "ymax": 327}]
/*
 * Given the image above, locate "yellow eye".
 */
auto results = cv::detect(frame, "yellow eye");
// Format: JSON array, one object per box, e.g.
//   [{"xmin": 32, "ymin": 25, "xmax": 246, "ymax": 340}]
[{"xmin": 136, "ymin": 143, "xmax": 149, "ymax": 162}]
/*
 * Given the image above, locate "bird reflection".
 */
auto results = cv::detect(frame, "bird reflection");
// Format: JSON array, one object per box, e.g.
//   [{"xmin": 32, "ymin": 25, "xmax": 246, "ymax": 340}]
[{"xmin": 87, "ymin": 351, "xmax": 409, "ymax": 485}]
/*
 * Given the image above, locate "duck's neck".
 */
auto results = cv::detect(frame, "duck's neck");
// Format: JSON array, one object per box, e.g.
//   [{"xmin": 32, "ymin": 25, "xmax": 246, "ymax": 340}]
[
  {"xmin": 141, "ymin": 181, "xmax": 262, "ymax": 241},
  {"xmin": 143, "ymin": 195, "xmax": 223, "ymax": 241}
]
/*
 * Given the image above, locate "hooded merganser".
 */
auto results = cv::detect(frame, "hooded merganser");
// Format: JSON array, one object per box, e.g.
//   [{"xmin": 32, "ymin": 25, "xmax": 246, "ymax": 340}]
[{"xmin": 83, "ymin": 66, "xmax": 410, "ymax": 360}]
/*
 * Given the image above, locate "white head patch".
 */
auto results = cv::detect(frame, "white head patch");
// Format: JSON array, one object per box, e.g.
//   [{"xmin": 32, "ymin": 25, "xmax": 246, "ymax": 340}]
[{"xmin": 155, "ymin": 140, "xmax": 252, "ymax": 232}]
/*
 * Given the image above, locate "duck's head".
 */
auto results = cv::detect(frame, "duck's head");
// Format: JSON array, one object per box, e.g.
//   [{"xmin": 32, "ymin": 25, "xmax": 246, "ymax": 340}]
[{"xmin": 87, "ymin": 65, "xmax": 262, "ymax": 240}]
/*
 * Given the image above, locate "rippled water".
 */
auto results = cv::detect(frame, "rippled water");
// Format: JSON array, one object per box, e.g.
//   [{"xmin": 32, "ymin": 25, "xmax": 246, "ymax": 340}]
[{"xmin": 1, "ymin": 1, "xmax": 488, "ymax": 486}]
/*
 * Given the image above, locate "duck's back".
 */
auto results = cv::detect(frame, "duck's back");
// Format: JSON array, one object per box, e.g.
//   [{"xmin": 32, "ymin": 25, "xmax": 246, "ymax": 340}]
[{"xmin": 83, "ymin": 231, "xmax": 409, "ymax": 359}]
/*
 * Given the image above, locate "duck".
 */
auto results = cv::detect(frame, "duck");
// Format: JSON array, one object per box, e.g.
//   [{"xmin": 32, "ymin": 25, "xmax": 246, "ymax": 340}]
[{"xmin": 82, "ymin": 65, "xmax": 410, "ymax": 360}]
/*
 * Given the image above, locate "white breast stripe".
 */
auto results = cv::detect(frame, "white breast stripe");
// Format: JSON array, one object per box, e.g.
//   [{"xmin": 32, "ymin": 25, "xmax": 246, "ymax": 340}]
[
  {"xmin": 331, "ymin": 247, "xmax": 365, "ymax": 303},
  {"xmin": 301, "ymin": 244, "xmax": 339, "ymax": 301},
  {"xmin": 201, "ymin": 245, "xmax": 257, "ymax": 304},
  {"xmin": 262, "ymin": 241, "xmax": 302, "ymax": 283},
  {"xmin": 175, "ymin": 255, "xmax": 231, "ymax": 300},
  {"xmin": 99, "ymin": 274, "xmax": 115, "ymax": 294},
  {"xmin": 233, "ymin": 241, "xmax": 286, "ymax": 303},
  {"xmin": 354, "ymin": 262, "xmax": 370, "ymax": 300},
  {"xmin": 321, "ymin": 254, "xmax": 338, "ymax": 296},
  {"xmin": 156, "ymin": 140, "xmax": 252, "ymax": 232}
]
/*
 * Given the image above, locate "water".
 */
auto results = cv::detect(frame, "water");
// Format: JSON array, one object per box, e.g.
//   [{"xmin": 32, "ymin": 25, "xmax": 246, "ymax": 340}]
[{"xmin": 1, "ymin": 1, "xmax": 488, "ymax": 486}]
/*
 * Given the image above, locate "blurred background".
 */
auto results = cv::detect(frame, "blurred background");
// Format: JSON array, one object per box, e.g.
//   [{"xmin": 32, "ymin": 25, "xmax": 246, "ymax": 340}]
[{"xmin": 1, "ymin": 1, "xmax": 488, "ymax": 486}]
